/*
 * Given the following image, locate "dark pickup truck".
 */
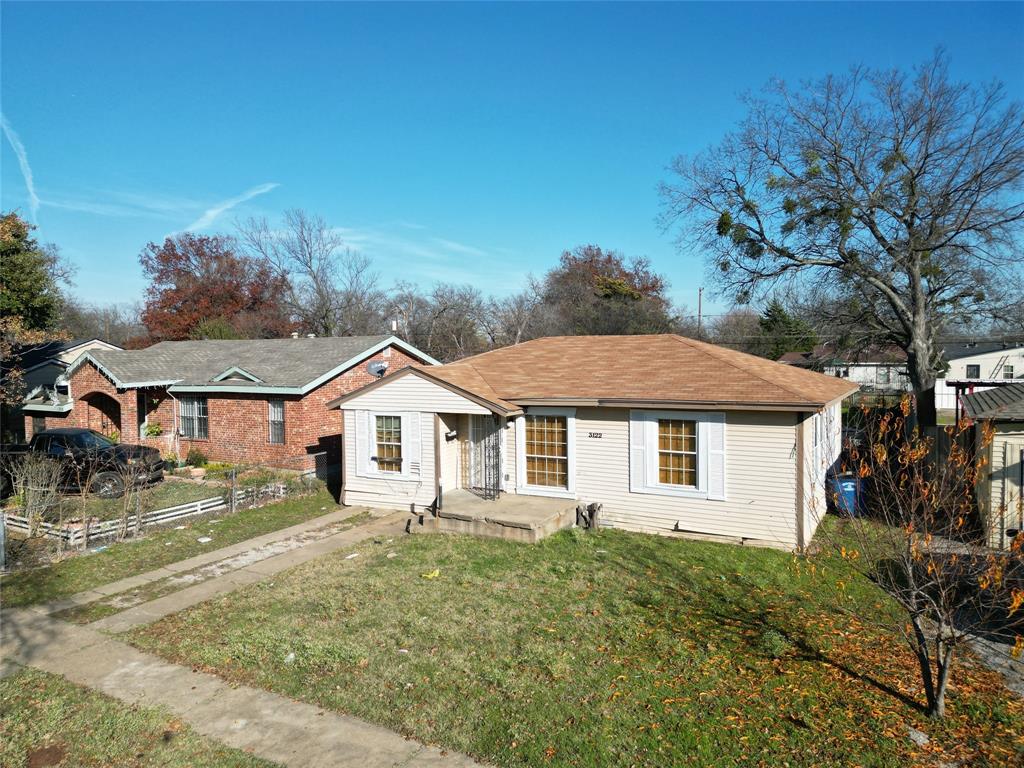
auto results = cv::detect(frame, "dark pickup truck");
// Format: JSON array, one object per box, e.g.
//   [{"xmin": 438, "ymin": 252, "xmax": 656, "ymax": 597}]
[{"xmin": 0, "ymin": 428, "xmax": 164, "ymax": 499}]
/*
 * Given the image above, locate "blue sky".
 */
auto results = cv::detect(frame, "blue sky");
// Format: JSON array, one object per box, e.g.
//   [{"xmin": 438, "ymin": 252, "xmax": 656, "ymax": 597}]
[{"xmin": 3, "ymin": 2, "xmax": 1022, "ymax": 315}]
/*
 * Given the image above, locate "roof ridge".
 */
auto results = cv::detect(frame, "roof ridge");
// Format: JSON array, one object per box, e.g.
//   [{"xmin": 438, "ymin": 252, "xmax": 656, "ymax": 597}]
[{"xmin": 668, "ymin": 334, "xmax": 820, "ymax": 402}]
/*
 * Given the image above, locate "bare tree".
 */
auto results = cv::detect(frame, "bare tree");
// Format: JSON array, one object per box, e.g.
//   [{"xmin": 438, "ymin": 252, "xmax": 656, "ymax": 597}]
[
  {"xmin": 59, "ymin": 299, "xmax": 146, "ymax": 346},
  {"xmin": 810, "ymin": 401, "xmax": 1023, "ymax": 718},
  {"xmin": 479, "ymin": 289, "xmax": 542, "ymax": 348},
  {"xmin": 707, "ymin": 307, "xmax": 765, "ymax": 354},
  {"xmin": 238, "ymin": 209, "xmax": 386, "ymax": 337},
  {"xmin": 390, "ymin": 282, "xmax": 488, "ymax": 361},
  {"xmin": 661, "ymin": 53, "xmax": 1024, "ymax": 427}
]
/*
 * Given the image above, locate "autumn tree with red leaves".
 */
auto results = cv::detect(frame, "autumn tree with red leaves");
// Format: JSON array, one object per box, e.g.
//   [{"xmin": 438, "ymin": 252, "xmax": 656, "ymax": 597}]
[{"xmin": 139, "ymin": 233, "xmax": 294, "ymax": 341}]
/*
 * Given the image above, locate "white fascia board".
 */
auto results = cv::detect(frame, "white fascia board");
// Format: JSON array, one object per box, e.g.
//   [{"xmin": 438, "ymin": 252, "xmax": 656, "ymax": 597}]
[
  {"xmin": 387, "ymin": 336, "xmax": 442, "ymax": 367},
  {"xmin": 297, "ymin": 336, "xmax": 440, "ymax": 394},
  {"xmin": 64, "ymin": 351, "xmax": 128, "ymax": 387},
  {"xmin": 211, "ymin": 366, "xmax": 264, "ymax": 383},
  {"xmin": 22, "ymin": 402, "xmax": 73, "ymax": 413},
  {"xmin": 168, "ymin": 384, "xmax": 302, "ymax": 395}
]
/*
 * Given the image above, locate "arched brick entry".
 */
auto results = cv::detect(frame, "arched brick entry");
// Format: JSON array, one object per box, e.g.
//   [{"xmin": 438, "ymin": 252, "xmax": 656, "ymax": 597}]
[{"xmin": 81, "ymin": 392, "xmax": 122, "ymax": 436}]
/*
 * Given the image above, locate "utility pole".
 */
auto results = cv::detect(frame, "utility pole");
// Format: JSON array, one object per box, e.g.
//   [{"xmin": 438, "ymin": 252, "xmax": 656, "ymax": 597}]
[{"xmin": 697, "ymin": 287, "xmax": 704, "ymax": 340}]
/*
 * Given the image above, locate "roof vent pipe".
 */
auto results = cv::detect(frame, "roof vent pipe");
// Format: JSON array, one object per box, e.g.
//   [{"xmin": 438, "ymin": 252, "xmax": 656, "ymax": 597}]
[{"xmin": 290, "ymin": 332, "xmax": 299, "ymax": 339}]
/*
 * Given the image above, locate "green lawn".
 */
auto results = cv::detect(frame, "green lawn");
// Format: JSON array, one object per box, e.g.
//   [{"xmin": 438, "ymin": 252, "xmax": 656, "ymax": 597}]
[
  {"xmin": 0, "ymin": 489, "xmax": 339, "ymax": 609},
  {"xmin": 0, "ymin": 666, "xmax": 276, "ymax": 768},
  {"xmin": 127, "ymin": 528, "xmax": 1023, "ymax": 767}
]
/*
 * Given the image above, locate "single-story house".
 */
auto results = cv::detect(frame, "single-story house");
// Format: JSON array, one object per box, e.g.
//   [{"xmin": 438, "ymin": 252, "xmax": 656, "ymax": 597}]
[
  {"xmin": 2, "ymin": 337, "xmax": 122, "ymax": 443},
  {"xmin": 962, "ymin": 382, "xmax": 1024, "ymax": 550},
  {"xmin": 328, "ymin": 335, "xmax": 857, "ymax": 550},
  {"xmin": 23, "ymin": 335, "xmax": 438, "ymax": 473},
  {"xmin": 936, "ymin": 340, "xmax": 1024, "ymax": 414},
  {"xmin": 778, "ymin": 343, "xmax": 911, "ymax": 393}
]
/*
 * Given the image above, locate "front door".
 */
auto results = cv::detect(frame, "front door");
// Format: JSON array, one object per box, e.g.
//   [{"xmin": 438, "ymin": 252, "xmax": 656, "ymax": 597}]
[{"xmin": 468, "ymin": 415, "xmax": 501, "ymax": 500}]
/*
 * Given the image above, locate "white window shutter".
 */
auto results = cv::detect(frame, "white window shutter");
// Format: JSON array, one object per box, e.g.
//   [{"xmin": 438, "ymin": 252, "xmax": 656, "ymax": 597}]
[
  {"xmin": 406, "ymin": 412, "xmax": 422, "ymax": 477},
  {"xmin": 628, "ymin": 411, "xmax": 647, "ymax": 493},
  {"xmin": 355, "ymin": 410, "xmax": 371, "ymax": 477},
  {"xmin": 706, "ymin": 414, "xmax": 726, "ymax": 500}
]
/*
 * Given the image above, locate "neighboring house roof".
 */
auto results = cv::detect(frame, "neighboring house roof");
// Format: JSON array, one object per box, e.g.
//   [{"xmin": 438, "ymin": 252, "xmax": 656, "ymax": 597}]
[
  {"xmin": 331, "ymin": 335, "xmax": 859, "ymax": 413},
  {"xmin": 943, "ymin": 341, "xmax": 1024, "ymax": 361},
  {"xmin": 61, "ymin": 336, "xmax": 439, "ymax": 395},
  {"xmin": 777, "ymin": 344, "xmax": 907, "ymax": 367},
  {"xmin": 4, "ymin": 338, "xmax": 121, "ymax": 376},
  {"xmin": 962, "ymin": 382, "xmax": 1024, "ymax": 422}
]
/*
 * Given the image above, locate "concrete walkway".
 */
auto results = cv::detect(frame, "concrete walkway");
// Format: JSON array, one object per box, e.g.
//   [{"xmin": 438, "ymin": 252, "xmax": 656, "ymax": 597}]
[
  {"xmin": 3, "ymin": 506, "xmax": 483, "ymax": 767},
  {"xmin": 38, "ymin": 506, "xmax": 373, "ymax": 616},
  {"xmin": 3, "ymin": 610, "xmax": 477, "ymax": 767},
  {"xmin": 86, "ymin": 512, "xmax": 410, "ymax": 633}
]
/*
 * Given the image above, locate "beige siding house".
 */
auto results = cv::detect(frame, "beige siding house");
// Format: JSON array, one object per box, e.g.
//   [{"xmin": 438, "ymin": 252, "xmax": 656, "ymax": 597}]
[
  {"xmin": 329, "ymin": 335, "xmax": 856, "ymax": 551},
  {"xmin": 963, "ymin": 383, "xmax": 1024, "ymax": 550}
]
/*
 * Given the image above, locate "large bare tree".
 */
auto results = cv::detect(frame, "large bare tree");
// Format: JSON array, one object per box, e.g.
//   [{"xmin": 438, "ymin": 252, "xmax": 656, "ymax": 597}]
[
  {"xmin": 661, "ymin": 53, "xmax": 1024, "ymax": 426},
  {"xmin": 238, "ymin": 209, "xmax": 387, "ymax": 337}
]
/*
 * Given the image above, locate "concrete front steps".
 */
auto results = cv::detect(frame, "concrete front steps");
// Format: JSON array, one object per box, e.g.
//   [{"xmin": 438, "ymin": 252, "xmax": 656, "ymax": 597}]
[{"xmin": 408, "ymin": 489, "xmax": 577, "ymax": 543}]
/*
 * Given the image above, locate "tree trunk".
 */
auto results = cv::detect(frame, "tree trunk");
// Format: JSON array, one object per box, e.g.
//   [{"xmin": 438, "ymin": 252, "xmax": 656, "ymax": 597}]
[
  {"xmin": 929, "ymin": 642, "xmax": 955, "ymax": 720},
  {"xmin": 906, "ymin": 335, "xmax": 938, "ymax": 430}
]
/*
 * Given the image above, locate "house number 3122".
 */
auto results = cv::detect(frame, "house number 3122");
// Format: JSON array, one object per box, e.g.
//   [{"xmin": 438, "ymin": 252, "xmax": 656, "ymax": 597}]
[{"xmin": 588, "ymin": 431, "xmax": 603, "ymax": 439}]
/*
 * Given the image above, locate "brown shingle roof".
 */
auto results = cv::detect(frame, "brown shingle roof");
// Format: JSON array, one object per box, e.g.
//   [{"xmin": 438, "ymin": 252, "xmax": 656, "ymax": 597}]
[{"xmin": 434, "ymin": 335, "xmax": 857, "ymax": 410}]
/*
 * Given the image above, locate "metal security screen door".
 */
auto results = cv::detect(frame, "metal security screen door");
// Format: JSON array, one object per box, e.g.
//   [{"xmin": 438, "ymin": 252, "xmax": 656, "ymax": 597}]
[{"xmin": 468, "ymin": 415, "xmax": 502, "ymax": 500}]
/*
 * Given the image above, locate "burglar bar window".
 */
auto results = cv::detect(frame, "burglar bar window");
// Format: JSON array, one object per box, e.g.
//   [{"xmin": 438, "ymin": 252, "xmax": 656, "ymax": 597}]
[
  {"xmin": 179, "ymin": 396, "xmax": 208, "ymax": 439},
  {"xmin": 269, "ymin": 399, "xmax": 285, "ymax": 444}
]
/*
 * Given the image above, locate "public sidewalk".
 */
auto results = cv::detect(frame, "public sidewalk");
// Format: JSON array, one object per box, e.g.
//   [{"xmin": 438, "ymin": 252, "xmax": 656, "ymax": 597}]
[{"xmin": 3, "ymin": 610, "xmax": 478, "ymax": 767}]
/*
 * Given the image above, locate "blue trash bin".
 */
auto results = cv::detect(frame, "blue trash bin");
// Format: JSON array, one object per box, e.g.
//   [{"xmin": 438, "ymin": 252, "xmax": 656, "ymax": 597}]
[{"xmin": 828, "ymin": 472, "xmax": 862, "ymax": 517}]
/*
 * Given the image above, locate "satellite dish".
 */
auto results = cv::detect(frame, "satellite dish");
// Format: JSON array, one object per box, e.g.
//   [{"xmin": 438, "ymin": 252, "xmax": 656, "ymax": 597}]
[{"xmin": 366, "ymin": 360, "xmax": 389, "ymax": 378}]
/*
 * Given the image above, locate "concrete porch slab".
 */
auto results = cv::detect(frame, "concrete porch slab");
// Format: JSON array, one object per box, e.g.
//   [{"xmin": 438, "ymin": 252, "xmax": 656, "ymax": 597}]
[{"xmin": 428, "ymin": 490, "xmax": 576, "ymax": 543}]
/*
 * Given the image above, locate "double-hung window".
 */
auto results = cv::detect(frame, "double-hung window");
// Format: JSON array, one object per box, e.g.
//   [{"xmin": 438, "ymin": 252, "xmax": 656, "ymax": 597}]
[
  {"xmin": 268, "ymin": 399, "xmax": 285, "ymax": 444},
  {"xmin": 375, "ymin": 415, "xmax": 403, "ymax": 473},
  {"xmin": 966, "ymin": 364, "xmax": 981, "ymax": 379},
  {"xmin": 1004, "ymin": 365, "xmax": 1015, "ymax": 380},
  {"xmin": 657, "ymin": 418, "xmax": 697, "ymax": 487},
  {"xmin": 515, "ymin": 409, "xmax": 576, "ymax": 497},
  {"xmin": 179, "ymin": 396, "xmax": 208, "ymax": 440},
  {"xmin": 630, "ymin": 410, "xmax": 726, "ymax": 500},
  {"xmin": 524, "ymin": 415, "xmax": 569, "ymax": 488}
]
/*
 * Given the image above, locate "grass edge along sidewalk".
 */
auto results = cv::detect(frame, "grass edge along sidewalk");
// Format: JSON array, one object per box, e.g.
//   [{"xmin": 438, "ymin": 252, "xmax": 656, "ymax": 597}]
[
  {"xmin": 0, "ymin": 488, "xmax": 343, "ymax": 609},
  {"xmin": 0, "ymin": 664, "xmax": 278, "ymax": 768}
]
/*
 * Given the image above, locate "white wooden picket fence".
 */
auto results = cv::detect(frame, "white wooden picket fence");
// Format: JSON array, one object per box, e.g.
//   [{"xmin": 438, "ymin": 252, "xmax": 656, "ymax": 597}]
[{"xmin": 2, "ymin": 483, "xmax": 291, "ymax": 547}]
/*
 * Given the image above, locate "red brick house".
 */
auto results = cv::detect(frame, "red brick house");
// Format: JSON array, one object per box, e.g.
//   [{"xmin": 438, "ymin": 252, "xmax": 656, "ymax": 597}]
[{"xmin": 22, "ymin": 336, "xmax": 438, "ymax": 473}]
